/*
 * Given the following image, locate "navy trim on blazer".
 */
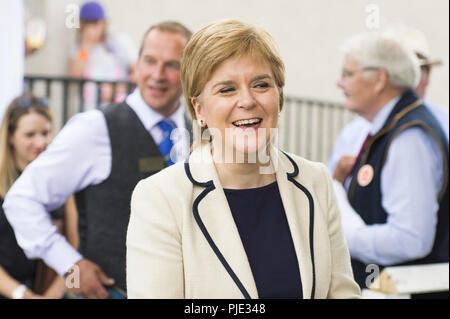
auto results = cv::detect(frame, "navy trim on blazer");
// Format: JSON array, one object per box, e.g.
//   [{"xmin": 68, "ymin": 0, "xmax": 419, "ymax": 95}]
[
  {"xmin": 184, "ymin": 152, "xmax": 316, "ymax": 299},
  {"xmin": 282, "ymin": 151, "xmax": 316, "ymax": 299},
  {"xmin": 184, "ymin": 160, "xmax": 252, "ymax": 299}
]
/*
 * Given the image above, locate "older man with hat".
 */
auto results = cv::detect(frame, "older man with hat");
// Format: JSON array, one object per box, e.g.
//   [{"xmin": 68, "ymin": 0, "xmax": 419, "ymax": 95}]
[
  {"xmin": 329, "ymin": 26, "xmax": 448, "ymax": 184},
  {"xmin": 331, "ymin": 31, "xmax": 448, "ymax": 298}
]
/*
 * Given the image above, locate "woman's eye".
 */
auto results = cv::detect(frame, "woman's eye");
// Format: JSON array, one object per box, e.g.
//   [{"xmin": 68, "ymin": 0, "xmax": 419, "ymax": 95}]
[
  {"xmin": 254, "ymin": 82, "xmax": 269, "ymax": 89},
  {"xmin": 219, "ymin": 87, "xmax": 235, "ymax": 94}
]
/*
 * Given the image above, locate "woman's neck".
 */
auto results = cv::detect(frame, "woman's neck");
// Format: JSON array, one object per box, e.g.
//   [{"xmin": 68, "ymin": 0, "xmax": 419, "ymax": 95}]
[
  {"xmin": 14, "ymin": 157, "xmax": 28, "ymax": 173},
  {"xmin": 213, "ymin": 160, "xmax": 276, "ymax": 190}
]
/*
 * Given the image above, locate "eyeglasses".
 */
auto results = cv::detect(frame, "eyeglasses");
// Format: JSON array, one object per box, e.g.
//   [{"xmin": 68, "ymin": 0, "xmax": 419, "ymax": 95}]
[
  {"xmin": 341, "ymin": 66, "xmax": 380, "ymax": 79},
  {"xmin": 17, "ymin": 96, "xmax": 49, "ymax": 109}
]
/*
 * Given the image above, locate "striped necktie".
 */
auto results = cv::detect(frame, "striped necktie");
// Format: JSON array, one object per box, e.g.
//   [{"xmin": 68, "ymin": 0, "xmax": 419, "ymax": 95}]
[{"xmin": 157, "ymin": 119, "xmax": 176, "ymax": 166}]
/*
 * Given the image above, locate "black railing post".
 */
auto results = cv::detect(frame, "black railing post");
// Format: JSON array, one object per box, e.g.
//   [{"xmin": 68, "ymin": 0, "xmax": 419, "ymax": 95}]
[
  {"xmin": 62, "ymin": 79, "xmax": 69, "ymax": 123},
  {"xmin": 112, "ymin": 82, "xmax": 117, "ymax": 104},
  {"xmin": 96, "ymin": 81, "xmax": 102, "ymax": 109},
  {"xmin": 79, "ymin": 79, "xmax": 85, "ymax": 112},
  {"xmin": 45, "ymin": 79, "xmax": 51, "ymax": 98},
  {"xmin": 28, "ymin": 78, "xmax": 34, "ymax": 93}
]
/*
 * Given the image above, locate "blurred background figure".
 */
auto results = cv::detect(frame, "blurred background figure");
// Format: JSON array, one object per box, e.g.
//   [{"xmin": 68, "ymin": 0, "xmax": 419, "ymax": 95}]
[
  {"xmin": 0, "ymin": 0, "xmax": 24, "ymax": 123},
  {"xmin": 4, "ymin": 21, "xmax": 192, "ymax": 299},
  {"xmin": 328, "ymin": 25, "xmax": 449, "ymax": 182},
  {"xmin": 69, "ymin": 1, "xmax": 137, "ymax": 109},
  {"xmin": 0, "ymin": 94, "xmax": 78, "ymax": 299},
  {"xmin": 397, "ymin": 26, "xmax": 449, "ymax": 139},
  {"xmin": 332, "ymin": 32, "xmax": 448, "ymax": 297}
]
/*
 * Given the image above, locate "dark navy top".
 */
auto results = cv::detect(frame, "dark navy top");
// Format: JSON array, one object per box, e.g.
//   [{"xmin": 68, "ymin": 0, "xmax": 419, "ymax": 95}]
[
  {"xmin": 224, "ymin": 182, "xmax": 303, "ymax": 299},
  {"xmin": 0, "ymin": 197, "xmax": 37, "ymax": 289}
]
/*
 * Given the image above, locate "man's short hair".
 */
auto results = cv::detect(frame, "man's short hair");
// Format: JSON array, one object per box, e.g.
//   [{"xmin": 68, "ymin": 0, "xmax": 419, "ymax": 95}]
[{"xmin": 138, "ymin": 21, "xmax": 192, "ymax": 56}]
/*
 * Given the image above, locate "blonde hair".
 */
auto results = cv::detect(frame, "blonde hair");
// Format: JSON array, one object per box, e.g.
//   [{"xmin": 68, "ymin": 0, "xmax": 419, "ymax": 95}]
[
  {"xmin": 181, "ymin": 19, "xmax": 285, "ymax": 122},
  {"xmin": 0, "ymin": 94, "xmax": 52, "ymax": 198}
]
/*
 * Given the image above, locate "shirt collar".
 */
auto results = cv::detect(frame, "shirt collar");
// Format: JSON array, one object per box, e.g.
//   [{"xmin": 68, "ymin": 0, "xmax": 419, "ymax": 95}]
[
  {"xmin": 369, "ymin": 95, "xmax": 401, "ymax": 135},
  {"xmin": 125, "ymin": 88, "xmax": 186, "ymax": 131}
]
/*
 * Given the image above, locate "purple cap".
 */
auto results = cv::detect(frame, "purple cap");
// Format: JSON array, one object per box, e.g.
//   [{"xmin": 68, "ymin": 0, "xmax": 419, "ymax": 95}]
[{"xmin": 80, "ymin": 1, "xmax": 105, "ymax": 21}]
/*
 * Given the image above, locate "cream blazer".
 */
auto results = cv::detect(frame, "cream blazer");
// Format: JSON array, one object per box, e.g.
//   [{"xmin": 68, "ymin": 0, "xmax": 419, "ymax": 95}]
[{"xmin": 126, "ymin": 144, "xmax": 360, "ymax": 299}]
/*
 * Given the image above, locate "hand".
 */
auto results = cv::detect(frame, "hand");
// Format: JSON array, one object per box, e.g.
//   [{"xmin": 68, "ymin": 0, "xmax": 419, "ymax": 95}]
[
  {"xmin": 66, "ymin": 259, "xmax": 114, "ymax": 299},
  {"xmin": 333, "ymin": 155, "xmax": 357, "ymax": 185}
]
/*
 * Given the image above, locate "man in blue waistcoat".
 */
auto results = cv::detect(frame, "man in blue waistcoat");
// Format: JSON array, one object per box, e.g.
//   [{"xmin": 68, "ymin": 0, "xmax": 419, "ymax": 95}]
[{"xmin": 332, "ymin": 32, "xmax": 449, "ymax": 297}]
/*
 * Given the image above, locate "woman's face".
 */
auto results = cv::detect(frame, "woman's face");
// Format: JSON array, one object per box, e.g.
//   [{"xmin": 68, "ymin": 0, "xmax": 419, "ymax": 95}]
[
  {"xmin": 9, "ymin": 112, "xmax": 52, "ymax": 170},
  {"xmin": 193, "ymin": 54, "xmax": 280, "ymax": 161}
]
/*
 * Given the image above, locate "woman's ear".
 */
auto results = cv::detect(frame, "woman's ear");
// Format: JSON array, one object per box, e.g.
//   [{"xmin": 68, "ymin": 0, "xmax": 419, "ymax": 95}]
[{"xmin": 191, "ymin": 96, "xmax": 204, "ymax": 124}]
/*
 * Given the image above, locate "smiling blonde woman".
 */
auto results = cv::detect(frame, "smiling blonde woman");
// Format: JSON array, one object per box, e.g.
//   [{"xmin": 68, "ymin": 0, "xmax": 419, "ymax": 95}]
[{"xmin": 126, "ymin": 19, "xmax": 360, "ymax": 299}]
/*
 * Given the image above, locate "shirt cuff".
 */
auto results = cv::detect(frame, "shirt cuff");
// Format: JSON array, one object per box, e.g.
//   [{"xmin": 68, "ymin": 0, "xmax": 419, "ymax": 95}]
[{"xmin": 40, "ymin": 236, "xmax": 83, "ymax": 277}]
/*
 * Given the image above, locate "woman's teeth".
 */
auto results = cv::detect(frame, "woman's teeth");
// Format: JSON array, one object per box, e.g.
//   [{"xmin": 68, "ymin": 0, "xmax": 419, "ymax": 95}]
[{"xmin": 232, "ymin": 118, "xmax": 262, "ymax": 127}]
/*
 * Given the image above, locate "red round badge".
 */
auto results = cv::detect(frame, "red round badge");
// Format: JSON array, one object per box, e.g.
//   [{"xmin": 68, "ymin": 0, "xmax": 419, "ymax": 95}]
[{"xmin": 357, "ymin": 164, "xmax": 374, "ymax": 187}]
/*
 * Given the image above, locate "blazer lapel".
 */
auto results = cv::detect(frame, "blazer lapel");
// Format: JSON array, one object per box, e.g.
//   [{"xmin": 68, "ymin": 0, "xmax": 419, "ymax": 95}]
[
  {"xmin": 272, "ymin": 149, "xmax": 315, "ymax": 299},
  {"xmin": 187, "ymin": 144, "xmax": 259, "ymax": 299}
]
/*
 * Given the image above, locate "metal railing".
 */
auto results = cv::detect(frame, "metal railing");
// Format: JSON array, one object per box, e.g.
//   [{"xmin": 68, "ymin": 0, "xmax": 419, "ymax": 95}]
[{"xmin": 24, "ymin": 75, "xmax": 355, "ymax": 163}]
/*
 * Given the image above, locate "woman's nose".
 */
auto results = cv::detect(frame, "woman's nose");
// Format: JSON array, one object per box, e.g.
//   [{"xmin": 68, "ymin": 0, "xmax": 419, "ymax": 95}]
[
  {"xmin": 237, "ymin": 88, "xmax": 256, "ymax": 109},
  {"xmin": 34, "ymin": 134, "xmax": 49, "ymax": 150}
]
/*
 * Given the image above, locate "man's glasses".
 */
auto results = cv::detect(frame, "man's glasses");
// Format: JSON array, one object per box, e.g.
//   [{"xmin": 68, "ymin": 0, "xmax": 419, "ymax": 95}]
[
  {"xmin": 17, "ymin": 96, "xmax": 49, "ymax": 109},
  {"xmin": 341, "ymin": 66, "xmax": 380, "ymax": 79}
]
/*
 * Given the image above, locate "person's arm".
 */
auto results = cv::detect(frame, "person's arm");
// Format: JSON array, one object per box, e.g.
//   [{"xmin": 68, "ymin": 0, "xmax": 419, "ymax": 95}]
[
  {"xmin": 332, "ymin": 155, "xmax": 356, "ymax": 185},
  {"xmin": 3, "ymin": 111, "xmax": 114, "ymax": 298},
  {"xmin": 69, "ymin": 34, "xmax": 97, "ymax": 79},
  {"xmin": 0, "ymin": 266, "xmax": 43, "ymax": 299},
  {"xmin": 327, "ymin": 117, "xmax": 371, "ymax": 175},
  {"xmin": 69, "ymin": 57, "xmax": 86, "ymax": 78},
  {"xmin": 127, "ymin": 179, "xmax": 184, "ymax": 299},
  {"xmin": 39, "ymin": 195, "xmax": 81, "ymax": 299},
  {"xmin": 336, "ymin": 127, "xmax": 443, "ymax": 266},
  {"xmin": 64, "ymin": 195, "xmax": 79, "ymax": 250},
  {"xmin": 41, "ymin": 275, "xmax": 66, "ymax": 299},
  {"xmin": 319, "ymin": 165, "xmax": 360, "ymax": 298}
]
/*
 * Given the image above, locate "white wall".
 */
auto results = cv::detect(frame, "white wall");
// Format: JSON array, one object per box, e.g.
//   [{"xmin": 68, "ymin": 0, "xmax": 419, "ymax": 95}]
[{"xmin": 25, "ymin": 0, "xmax": 449, "ymax": 107}]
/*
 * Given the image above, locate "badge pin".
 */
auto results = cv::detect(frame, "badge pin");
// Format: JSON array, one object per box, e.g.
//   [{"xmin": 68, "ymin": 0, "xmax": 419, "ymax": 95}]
[{"xmin": 357, "ymin": 164, "xmax": 374, "ymax": 187}]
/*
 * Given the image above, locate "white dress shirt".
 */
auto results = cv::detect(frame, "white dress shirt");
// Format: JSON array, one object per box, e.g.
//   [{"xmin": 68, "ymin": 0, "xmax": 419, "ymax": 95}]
[
  {"xmin": 332, "ymin": 96, "xmax": 444, "ymax": 265},
  {"xmin": 3, "ymin": 89, "xmax": 190, "ymax": 276},
  {"xmin": 328, "ymin": 98, "xmax": 449, "ymax": 175},
  {"xmin": 424, "ymin": 99, "xmax": 449, "ymax": 142}
]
